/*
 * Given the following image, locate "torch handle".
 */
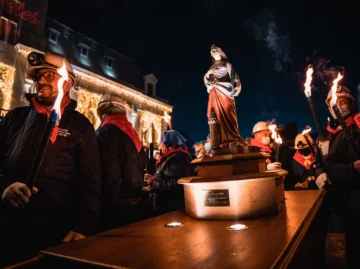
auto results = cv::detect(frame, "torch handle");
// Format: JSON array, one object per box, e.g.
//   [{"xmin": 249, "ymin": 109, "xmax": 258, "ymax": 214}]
[
  {"xmin": 332, "ymin": 105, "xmax": 360, "ymax": 159},
  {"xmin": 26, "ymin": 118, "xmax": 56, "ymax": 190},
  {"xmin": 275, "ymin": 144, "xmax": 280, "ymax": 162},
  {"xmin": 307, "ymin": 97, "xmax": 325, "ymax": 139},
  {"xmin": 303, "ymin": 134, "xmax": 316, "ymax": 156}
]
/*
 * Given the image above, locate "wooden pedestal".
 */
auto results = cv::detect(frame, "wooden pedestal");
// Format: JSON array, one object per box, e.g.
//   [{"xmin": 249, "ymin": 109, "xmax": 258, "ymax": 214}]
[
  {"xmin": 193, "ymin": 152, "xmax": 270, "ymax": 177},
  {"xmin": 179, "ymin": 153, "xmax": 288, "ymax": 220}
]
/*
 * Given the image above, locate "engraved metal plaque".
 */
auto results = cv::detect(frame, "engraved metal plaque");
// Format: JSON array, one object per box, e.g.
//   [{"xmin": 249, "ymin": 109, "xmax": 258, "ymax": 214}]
[{"xmin": 203, "ymin": 189, "xmax": 230, "ymax": 207}]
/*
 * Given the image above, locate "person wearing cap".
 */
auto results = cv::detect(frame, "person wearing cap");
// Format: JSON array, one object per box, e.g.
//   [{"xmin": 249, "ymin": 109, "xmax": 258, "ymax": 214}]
[
  {"xmin": 247, "ymin": 121, "xmax": 281, "ymax": 171},
  {"xmin": 0, "ymin": 52, "xmax": 101, "ymax": 266},
  {"xmin": 318, "ymin": 85, "xmax": 356, "ymax": 159},
  {"xmin": 292, "ymin": 133, "xmax": 328, "ymax": 190},
  {"xmin": 193, "ymin": 142, "xmax": 208, "ymax": 159},
  {"xmin": 144, "ymin": 130, "xmax": 192, "ymax": 214},
  {"xmin": 323, "ymin": 85, "xmax": 360, "ymax": 268},
  {"xmin": 95, "ymin": 93, "xmax": 146, "ymax": 230}
]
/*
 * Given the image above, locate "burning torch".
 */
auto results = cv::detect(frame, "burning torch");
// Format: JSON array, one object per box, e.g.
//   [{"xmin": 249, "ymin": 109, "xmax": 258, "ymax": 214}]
[
  {"xmin": 268, "ymin": 124, "xmax": 282, "ymax": 162},
  {"xmin": 26, "ymin": 60, "xmax": 68, "ymax": 190},
  {"xmin": 304, "ymin": 65, "xmax": 325, "ymax": 139},
  {"xmin": 163, "ymin": 111, "xmax": 172, "ymax": 130},
  {"xmin": 330, "ymin": 73, "xmax": 360, "ymax": 158}
]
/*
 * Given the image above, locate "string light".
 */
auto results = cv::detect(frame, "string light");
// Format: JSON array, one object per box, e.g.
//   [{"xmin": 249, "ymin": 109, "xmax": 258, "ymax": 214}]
[
  {"xmin": 75, "ymin": 87, "xmax": 102, "ymax": 129},
  {"xmin": 73, "ymin": 69, "xmax": 172, "ymax": 113},
  {"xmin": 0, "ymin": 62, "xmax": 16, "ymax": 110}
]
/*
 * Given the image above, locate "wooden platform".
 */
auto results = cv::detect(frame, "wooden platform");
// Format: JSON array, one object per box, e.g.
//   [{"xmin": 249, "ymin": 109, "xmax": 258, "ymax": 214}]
[{"xmin": 36, "ymin": 190, "xmax": 327, "ymax": 269}]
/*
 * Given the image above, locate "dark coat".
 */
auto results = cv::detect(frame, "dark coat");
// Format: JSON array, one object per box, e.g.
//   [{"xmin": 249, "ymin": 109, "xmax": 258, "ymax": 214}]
[
  {"xmin": 292, "ymin": 159, "xmax": 322, "ymax": 190},
  {"xmin": 151, "ymin": 151, "xmax": 192, "ymax": 213},
  {"xmin": 248, "ymin": 142, "xmax": 296, "ymax": 190},
  {"xmin": 325, "ymin": 120, "xmax": 360, "ymax": 267},
  {"xmin": 96, "ymin": 124, "xmax": 146, "ymax": 229},
  {"xmin": 325, "ymin": 123, "xmax": 360, "ymax": 211},
  {"xmin": 0, "ymin": 96, "xmax": 101, "ymax": 258}
]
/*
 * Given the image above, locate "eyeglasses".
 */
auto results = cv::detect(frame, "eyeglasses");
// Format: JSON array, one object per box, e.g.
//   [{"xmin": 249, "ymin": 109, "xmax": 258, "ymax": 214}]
[{"xmin": 35, "ymin": 71, "xmax": 56, "ymax": 82}]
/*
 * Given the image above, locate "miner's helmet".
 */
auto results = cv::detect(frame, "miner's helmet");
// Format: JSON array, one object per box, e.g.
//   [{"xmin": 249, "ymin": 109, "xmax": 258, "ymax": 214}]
[
  {"xmin": 97, "ymin": 93, "xmax": 126, "ymax": 119},
  {"xmin": 325, "ymin": 85, "xmax": 355, "ymax": 106},
  {"xmin": 252, "ymin": 121, "xmax": 269, "ymax": 134},
  {"xmin": 26, "ymin": 52, "xmax": 76, "ymax": 83},
  {"xmin": 294, "ymin": 133, "xmax": 314, "ymax": 149}
]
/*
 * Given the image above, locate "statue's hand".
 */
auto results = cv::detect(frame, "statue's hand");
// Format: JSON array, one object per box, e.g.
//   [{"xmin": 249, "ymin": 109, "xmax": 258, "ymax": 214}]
[{"xmin": 205, "ymin": 70, "xmax": 214, "ymax": 77}]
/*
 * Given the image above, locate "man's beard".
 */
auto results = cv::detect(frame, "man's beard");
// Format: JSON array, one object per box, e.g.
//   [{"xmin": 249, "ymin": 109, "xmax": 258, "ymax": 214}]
[{"xmin": 36, "ymin": 83, "xmax": 58, "ymax": 106}]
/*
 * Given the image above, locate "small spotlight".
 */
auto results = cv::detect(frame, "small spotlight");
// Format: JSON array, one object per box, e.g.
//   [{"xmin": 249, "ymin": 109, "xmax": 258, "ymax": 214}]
[
  {"xmin": 165, "ymin": 222, "xmax": 183, "ymax": 228},
  {"xmin": 226, "ymin": 224, "xmax": 249, "ymax": 231}
]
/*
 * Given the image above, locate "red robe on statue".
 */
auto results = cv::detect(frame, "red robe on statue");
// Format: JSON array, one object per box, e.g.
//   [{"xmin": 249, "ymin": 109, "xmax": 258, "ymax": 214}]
[{"xmin": 207, "ymin": 87, "xmax": 241, "ymax": 143}]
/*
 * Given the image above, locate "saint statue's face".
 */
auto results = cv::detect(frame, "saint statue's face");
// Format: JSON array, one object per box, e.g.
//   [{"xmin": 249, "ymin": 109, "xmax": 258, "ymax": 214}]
[
  {"xmin": 211, "ymin": 49, "xmax": 222, "ymax": 61},
  {"xmin": 210, "ymin": 45, "xmax": 228, "ymax": 62}
]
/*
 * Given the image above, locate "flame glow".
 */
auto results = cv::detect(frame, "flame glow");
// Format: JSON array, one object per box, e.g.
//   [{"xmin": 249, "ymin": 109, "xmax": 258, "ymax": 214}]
[
  {"xmin": 330, "ymin": 73, "xmax": 343, "ymax": 107},
  {"xmin": 304, "ymin": 66, "xmax": 313, "ymax": 98},
  {"xmin": 302, "ymin": 126, "xmax": 312, "ymax": 136},
  {"xmin": 52, "ymin": 59, "xmax": 69, "ymax": 119},
  {"xmin": 268, "ymin": 124, "xmax": 283, "ymax": 145}
]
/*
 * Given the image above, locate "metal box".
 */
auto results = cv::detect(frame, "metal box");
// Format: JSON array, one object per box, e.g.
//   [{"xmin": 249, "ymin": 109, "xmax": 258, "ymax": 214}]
[{"xmin": 178, "ymin": 170, "xmax": 287, "ymax": 220}]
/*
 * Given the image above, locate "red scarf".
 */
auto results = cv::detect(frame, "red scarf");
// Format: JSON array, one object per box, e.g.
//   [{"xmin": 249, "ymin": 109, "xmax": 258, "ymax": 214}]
[
  {"xmin": 354, "ymin": 113, "xmax": 360, "ymax": 129},
  {"xmin": 327, "ymin": 115, "xmax": 354, "ymax": 134},
  {"xmin": 157, "ymin": 147, "xmax": 192, "ymax": 164},
  {"xmin": 32, "ymin": 95, "xmax": 71, "ymax": 144},
  {"xmin": 249, "ymin": 138, "xmax": 272, "ymax": 153},
  {"xmin": 101, "ymin": 115, "xmax": 142, "ymax": 152},
  {"xmin": 293, "ymin": 150, "xmax": 316, "ymax": 170}
]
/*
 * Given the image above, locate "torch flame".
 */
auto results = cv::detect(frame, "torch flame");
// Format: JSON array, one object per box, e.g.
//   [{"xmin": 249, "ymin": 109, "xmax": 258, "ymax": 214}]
[
  {"xmin": 268, "ymin": 124, "xmax": 282, "ymax": 145},
  {"xmin": 268, "ymin": 124, "xmax": 277, "ymax": 139},
  {"xmin": 302, "ymin": 125, "xmax": 312, "ymax": 135},
  {"xmin": 304, "ymin": 66, "xmax": 313, "ymax": 98},
  {"xmin": 330, "ymin": 73, "xmax": 343, "ymax": 107},
  {"xmin": 52, "ymin": 59, "xmax": 69, "ymax": 120}
]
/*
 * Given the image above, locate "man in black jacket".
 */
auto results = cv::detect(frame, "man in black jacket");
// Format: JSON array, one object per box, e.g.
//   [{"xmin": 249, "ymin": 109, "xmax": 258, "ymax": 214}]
[
  {"xmin": 96, "ymin": 93, "xmax": 146, "ymax": 230},
  {"xmin": 0, "ymin": 52, "xmax": 101, "ymax": 267},
  {"xmin": 325, "ymin": 85, "xmax": 360, "ymax": 268}
]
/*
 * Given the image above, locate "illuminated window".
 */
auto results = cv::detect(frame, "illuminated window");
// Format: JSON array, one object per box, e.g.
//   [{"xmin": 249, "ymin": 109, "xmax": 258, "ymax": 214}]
[
  {"xmin": 80, "ymin": 45, "xmax": 88, "ymax": 57},
  {"xmin": 48, "ymin": 28, "xmax": 60, "ymax": 44},
  {"xmin": 0, "ymin": 17, "xmax": 10, "ymax": 42},
  {"xmin": 104, "ymin": 57, "xmax": 113, "ymax": 69},
  {"xmin": 106, "ymin": 58, "xmax": 112, "ymax": 68},
  {"xmin": 7, "ymin": 21, "xmax": 17, "ymax": 44},
  {"xmin": 13, "ymin": 1, "xmax": 21, "ymax": 17},
  {"xmin": 147, "ymin": 83, "xmax": 154, "ymax": 97}
]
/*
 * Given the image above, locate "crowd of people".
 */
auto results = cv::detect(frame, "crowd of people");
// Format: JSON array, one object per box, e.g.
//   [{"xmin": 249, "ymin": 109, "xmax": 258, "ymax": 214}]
[
  {"xmin": 0, "ymin": 52, "xmax": 193, "ymax": 267},
  {"xmin": 1, "ymin": 50, "xmax": 360, "ymax": 268}
]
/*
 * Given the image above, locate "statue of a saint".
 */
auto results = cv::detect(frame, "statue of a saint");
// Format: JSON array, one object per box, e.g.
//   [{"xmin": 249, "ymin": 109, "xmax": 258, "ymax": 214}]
[{"xmin": 204, "ymin": 45, "xmax": 243, "ymax": 152}]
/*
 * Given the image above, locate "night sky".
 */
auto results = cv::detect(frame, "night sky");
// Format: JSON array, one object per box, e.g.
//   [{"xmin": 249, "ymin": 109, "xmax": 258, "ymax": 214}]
[{"xmin": 48, "ymin": 1, "xmax": 360, "ymax": 145}]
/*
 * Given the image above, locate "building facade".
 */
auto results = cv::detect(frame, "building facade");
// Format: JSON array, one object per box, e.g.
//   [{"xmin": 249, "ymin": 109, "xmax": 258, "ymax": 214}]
[{"xmin": 0, "ymin": 0, "xmax": 172, "ymax": 147}]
